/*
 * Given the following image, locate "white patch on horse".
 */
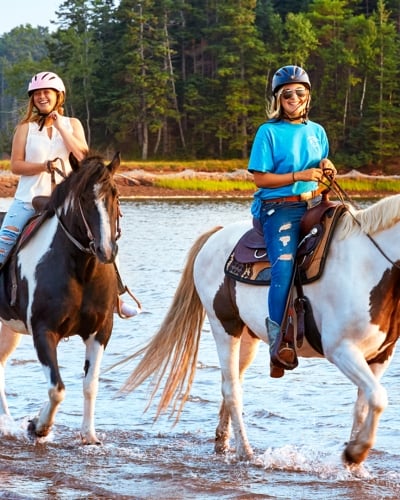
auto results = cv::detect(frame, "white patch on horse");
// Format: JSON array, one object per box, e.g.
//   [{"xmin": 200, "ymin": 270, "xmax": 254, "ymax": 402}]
[
  {"xmin": 18, "ymin": 217, "xmax": 58, "ymax": 334},
  {"xmin": 94, "ymin": 183, "xmax": 113, "ymax": 261}
]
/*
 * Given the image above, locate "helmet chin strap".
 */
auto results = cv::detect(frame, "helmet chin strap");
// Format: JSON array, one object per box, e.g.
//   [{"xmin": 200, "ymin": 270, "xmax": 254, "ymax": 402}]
[
  {"xmin": 38, "ymin": 113, "xmax": 49, "ymax": 131},
  {"xmin": 282, "ymin": 98, "xmax": 310, "ymax": 123}
]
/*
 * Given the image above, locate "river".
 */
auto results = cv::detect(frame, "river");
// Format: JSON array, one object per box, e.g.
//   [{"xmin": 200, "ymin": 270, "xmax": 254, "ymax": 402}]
[{"xmin": 0, "ymin": 198, "xmax": 399, "ymax": 499}]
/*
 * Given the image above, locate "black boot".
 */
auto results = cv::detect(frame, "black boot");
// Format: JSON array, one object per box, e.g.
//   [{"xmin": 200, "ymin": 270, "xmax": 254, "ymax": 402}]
[{"xmin": 266, "ymin": 317, "xmax": 298, "ymax": 378}]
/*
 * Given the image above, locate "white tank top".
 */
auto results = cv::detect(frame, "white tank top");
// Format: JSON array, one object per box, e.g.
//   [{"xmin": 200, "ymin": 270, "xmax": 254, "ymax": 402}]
[{"xmin": 14, "ymin": 116, "xmax": 73, "ymax": 202}]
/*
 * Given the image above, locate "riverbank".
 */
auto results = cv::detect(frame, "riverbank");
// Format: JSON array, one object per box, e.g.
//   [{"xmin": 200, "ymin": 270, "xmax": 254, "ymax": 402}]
[{"xmin": 0, "ymin": 169, "xmax": 396, "ymax": 199}]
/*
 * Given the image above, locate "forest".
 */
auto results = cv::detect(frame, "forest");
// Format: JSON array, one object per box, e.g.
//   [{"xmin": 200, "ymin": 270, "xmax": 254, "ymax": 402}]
[{"xmin": 1, "ymin": 0, "xmax": 400, "ymax": 170}]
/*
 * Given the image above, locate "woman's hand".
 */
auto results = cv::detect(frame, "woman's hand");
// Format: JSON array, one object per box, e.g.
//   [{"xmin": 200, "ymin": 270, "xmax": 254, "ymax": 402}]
[
  {"xmin": 295, "ymin": 168, "xmax": 324, "ymax": 182},
  {"xmin": 320, "ymin": 158, "xmax": 337, "ymax": 178}
]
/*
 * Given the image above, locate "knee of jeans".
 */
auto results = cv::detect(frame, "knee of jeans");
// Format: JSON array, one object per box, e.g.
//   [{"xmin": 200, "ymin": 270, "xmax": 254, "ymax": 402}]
[
  {"xmin": 0, "ymin": 226, "xmax": 20, "ymax": 244},
  {"xmin": 279, "ymin": 253, "xmax": 294, "ymax": 262}
]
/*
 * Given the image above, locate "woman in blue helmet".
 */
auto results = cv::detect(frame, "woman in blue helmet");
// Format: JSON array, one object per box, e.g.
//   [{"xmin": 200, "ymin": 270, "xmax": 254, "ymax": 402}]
[{"xmin": 248, "ymin": 65, "xmax": 336, "ymax": 378}]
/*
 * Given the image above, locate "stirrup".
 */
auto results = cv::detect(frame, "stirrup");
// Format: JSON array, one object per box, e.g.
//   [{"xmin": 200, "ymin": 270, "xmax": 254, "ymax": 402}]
[{"xmin": 271, "ymin": 343, "xmax": 298, "ymax": 370}]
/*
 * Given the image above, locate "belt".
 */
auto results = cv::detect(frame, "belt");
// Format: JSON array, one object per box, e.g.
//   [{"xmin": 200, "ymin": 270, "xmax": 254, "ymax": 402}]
[{"xmin": 263, "ymin": 191, "xmax": 318, "ymax": 203}]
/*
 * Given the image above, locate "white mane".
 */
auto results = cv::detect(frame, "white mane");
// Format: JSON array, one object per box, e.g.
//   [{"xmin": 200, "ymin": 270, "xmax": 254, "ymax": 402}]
[{"xmin": 337, "ymin": 194, "xmax": 400, "ymax": 239}]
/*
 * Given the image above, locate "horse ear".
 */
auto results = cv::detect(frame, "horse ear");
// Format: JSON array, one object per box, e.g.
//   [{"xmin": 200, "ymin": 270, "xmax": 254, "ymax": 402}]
[
  {"xmin": 69, "ymin": 152, "xmax": 80, "ymax": 171},
  {"xmin": 109, "ymin": 152, "xmax": 121, "ymax": 174}
]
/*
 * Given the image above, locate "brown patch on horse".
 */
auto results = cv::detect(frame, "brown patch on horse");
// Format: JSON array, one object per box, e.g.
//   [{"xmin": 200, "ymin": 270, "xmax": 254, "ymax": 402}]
[
  {"xmin": 368, "ymin": 263, "xmax": 400, "ymax": 364},
  {"xmin": 213, "ymin": 275, "xmax": 244, "ymax": 338}
]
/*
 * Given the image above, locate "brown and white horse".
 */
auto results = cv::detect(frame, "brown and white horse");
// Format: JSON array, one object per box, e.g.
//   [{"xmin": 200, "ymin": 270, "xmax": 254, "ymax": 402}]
[
  {"xmin": 0, "ymin": 153, "xmax": 121, "ymax": 444},
  {"xmin": 120, "ymin": 194, "xmax": 400, "ymax": 466}
]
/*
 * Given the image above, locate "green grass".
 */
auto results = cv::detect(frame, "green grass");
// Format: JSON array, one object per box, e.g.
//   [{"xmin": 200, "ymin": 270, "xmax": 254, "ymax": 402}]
[
  {"xmin": 154, "ymin": 177, "xmax": 255, "ymax": 191},
  {"xmin": 335, "ymin": 178, "xmax": 400, "ymax": 193}
]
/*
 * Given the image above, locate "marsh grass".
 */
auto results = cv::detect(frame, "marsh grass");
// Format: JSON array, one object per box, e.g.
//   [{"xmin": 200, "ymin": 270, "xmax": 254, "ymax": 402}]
[
  {"xmin": 335, "ymin": 178, "xmax": 400, "ymax": 193},
  {"xmin": 154, "ymin": 177, "xmax": 254, "ymax": 191}
]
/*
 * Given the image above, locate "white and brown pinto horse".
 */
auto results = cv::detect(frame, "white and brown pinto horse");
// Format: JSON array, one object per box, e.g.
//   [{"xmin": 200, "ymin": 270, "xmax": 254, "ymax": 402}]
[
  {"xmin": 121, "ymin": 194, "xmax": 400, "ymax": 466},
  {"xmin": 0, "ymin": 153, "xmax": 121, "ymax": 444}
]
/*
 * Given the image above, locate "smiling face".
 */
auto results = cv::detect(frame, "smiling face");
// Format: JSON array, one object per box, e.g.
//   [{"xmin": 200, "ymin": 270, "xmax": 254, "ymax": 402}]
[
  {"xmin": 32, "ymin": 88, "xmax": 58, "ymax": 114},
  {"xmin": 278, "ymin": 83, "xmax": 309, "ymax": 122}
]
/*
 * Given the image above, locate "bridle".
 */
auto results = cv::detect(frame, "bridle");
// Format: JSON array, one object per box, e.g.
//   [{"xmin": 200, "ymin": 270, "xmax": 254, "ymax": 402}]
[{"xmin": 48, "ymin": 158, "xmax": 121, "ymax": 256}]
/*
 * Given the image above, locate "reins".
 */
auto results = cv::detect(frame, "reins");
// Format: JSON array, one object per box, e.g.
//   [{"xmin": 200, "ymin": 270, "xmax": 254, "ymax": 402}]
[
  {"xmin": 47, "ymin": 157, "xmax": 67, "ymax": 187},
  {"xmin": 319, "ymin": 170, "xmax": 400, "ymax": 271}
]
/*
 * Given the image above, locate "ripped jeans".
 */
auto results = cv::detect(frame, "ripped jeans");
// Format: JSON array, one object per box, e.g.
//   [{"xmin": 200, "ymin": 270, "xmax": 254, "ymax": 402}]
[
  {"xmin": 260, "ymin": 201, "xmax": 307, "ymax": 325},
  {"xmin": 0, "ymin": 199, "xmax": 35, "ymax": 266}
]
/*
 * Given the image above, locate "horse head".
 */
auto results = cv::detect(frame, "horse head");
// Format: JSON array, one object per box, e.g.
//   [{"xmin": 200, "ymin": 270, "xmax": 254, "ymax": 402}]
[{"xmin": 49, "ymin": 152, "xmax": 121, "ymax": 264}]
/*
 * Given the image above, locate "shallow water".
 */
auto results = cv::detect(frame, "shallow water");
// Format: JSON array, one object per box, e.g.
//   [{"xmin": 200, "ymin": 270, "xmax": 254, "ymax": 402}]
[{"xmin": 0, "ymin": 198, "xmax": 399, "ymax": 499}]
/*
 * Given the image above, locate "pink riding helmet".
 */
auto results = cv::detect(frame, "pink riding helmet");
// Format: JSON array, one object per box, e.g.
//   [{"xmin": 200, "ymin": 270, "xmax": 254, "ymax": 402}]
[{"xmin": 28, "ymin": 71, "xmax": 66, "ymax": 96}]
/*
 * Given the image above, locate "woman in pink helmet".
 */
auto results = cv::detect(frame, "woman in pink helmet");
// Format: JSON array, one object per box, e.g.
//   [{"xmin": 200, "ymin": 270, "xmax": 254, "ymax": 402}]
[
  {"xmin": 0, "ymin": 71, "xmax": 88, "ymax": 267},
  {"xmin": 0, "ymin": 71, "xmax": 139, "ymax": 318}
]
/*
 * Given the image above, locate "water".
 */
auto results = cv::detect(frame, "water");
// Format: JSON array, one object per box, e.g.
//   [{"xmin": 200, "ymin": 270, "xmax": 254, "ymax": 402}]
[{"xmin": 0, "ymin": 198, "xmax": 399, "ymax": 499}]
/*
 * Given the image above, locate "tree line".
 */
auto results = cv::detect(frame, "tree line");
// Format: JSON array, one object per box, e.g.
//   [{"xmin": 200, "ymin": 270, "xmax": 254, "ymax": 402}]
[{"xmin": 1, "ymin": 0, "xmax": 400, "ymax": 169}]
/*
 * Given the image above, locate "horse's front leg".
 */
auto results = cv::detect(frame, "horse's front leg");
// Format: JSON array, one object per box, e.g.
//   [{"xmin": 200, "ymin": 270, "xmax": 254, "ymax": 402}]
[
  {"xmin": 213, "ymin": 324, "xmax": 253, "ymax": 460},
  {"xmin": 0, "ymin": 324, "xmax": 22, "ymax": 416},
  {"xmin": 80, "ymin": 334, "xmax": 105, "ymax": 445},
  {"xmin": 29, "ymin": 330, "xmax": 65, "ymax": 438},
  {"xmin": 330, "ymin": 346, "xmax": 388, "ymax": 465},
  {"xmin": 215, "ymin": 326, "xmax": 260, "ymax": 456}
]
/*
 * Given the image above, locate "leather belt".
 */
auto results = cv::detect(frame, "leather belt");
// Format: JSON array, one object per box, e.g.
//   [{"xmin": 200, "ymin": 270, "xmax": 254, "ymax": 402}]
[{"xmin": 263, "ymin": 191, "xmax": 318, "ymax": 203}]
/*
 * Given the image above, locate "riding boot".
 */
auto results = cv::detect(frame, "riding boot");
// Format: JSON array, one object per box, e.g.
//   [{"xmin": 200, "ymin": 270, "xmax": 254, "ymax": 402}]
[{"xmin": 266, "ymin": 317, "xmax": 298, "ymax": 378}]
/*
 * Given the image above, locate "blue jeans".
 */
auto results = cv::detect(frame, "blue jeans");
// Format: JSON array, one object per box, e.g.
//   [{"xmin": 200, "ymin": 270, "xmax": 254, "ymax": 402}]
[
  {"xmin": 0, "ymin": 199, "xmax": 35, "ymax": 266},
  {"xmin": 260, "ymin": 201, "xmax": 307, "ymax": 325}
]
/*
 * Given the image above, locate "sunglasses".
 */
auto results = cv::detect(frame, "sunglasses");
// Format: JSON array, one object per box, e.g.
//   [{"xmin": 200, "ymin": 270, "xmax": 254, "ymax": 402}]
[{"xmin": 280, "ymin": 88, "xmax": 308, "ymax": 100}]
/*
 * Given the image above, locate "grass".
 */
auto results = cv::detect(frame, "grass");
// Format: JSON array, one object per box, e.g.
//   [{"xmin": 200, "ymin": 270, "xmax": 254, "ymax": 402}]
[
  {"xmin": 154, "ymin": 177, "xmax": 255, "ymax": 191},
  {"xmin": 334, "ymin": 178, "xmax": 400, "ymax": 193}
]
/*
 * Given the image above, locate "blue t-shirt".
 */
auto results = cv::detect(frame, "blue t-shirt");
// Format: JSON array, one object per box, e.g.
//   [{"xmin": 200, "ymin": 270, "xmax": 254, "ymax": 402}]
[{"xmin": 248, "ymin": 119, "xmax": 329, "ymax": 218}]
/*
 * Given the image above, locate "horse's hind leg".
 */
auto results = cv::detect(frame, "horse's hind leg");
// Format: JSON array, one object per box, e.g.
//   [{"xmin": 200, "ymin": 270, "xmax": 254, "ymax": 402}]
[
  {"xmin": 80, "ymin": 334, "xmax": 105, "ymax": 445},
  {"xmin": 0, "ymin": 324, "xmax": 21, "ymax": 416},
  {"xmin": 215, "ymin": 325, "xmax": 260, "ymax": 459}
]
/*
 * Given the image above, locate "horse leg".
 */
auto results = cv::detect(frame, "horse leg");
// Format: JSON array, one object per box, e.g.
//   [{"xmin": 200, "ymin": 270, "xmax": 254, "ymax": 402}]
[
  {"xmin": 28, "ymin": 330, "xmax": 65, "ymax": 438},
  {"xmin": 215, "ymin": 326, "xmax": 260, "ymax": 456},
  {"xmin": 330, "ymin": 347, "xmax": 388, "ymax": 465},
  {"xmin": 0, "ymin": 324, "xmax": 21, "ymax": 416},
  {"xmin": 80, "ymin": 334, "xmax": 105, "ymax": 445},
  {"xmin": 349, "ymin": 360, "xmax": 390, "ymax": 442}
]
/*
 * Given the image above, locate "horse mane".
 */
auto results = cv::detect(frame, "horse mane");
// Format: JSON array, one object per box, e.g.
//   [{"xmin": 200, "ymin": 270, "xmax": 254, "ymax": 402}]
[
  {"xmin": 338, "ymin": 194, "xmax": 400, "ymax": 239},
  {"xmin": 49, "ymin": 154, "xmax": 116, "ymax": 210}
]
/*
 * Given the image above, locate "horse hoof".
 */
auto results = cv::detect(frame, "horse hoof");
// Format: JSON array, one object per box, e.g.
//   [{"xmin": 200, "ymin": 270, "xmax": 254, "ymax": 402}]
[
  {"xmin": 342, "ymin": 441, "xmax": 369, "ymax": 465},
  {"xmin": 81, "ymin": 434, "xmax": 102, "ymax": 445},
  {"xmin": 27, "ymin": 418, "xmax": 51, "ymax": 439}
]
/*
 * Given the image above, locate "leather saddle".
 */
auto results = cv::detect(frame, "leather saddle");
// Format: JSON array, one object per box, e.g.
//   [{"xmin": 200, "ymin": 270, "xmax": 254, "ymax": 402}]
[{"xmin": 225, "ymin": 197, "xmax": 347, "ymax": 286}]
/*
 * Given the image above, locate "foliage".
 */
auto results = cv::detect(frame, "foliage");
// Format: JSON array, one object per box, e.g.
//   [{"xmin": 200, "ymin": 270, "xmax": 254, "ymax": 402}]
[{"xmin": 1, "ymin": 0, "xmax": 400, "ymax": 170}]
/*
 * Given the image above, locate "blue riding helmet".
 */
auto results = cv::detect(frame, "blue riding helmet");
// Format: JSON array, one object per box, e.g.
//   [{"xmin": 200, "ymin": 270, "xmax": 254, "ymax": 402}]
[{"xmin": 271, "ymin": 65, "xmax": 311, "ymax": 95}]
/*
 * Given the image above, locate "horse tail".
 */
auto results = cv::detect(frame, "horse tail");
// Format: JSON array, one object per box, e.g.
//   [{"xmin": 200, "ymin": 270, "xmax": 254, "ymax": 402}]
[{"xmin": 120, "ymin": 225, "xmax": 223, "ymax": 422}]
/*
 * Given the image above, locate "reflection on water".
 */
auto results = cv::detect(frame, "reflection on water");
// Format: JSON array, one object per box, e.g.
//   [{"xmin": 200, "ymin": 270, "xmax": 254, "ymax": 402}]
[{"xmin": 0, "ymin": 198, "xmax": 399, "ymax": 499}]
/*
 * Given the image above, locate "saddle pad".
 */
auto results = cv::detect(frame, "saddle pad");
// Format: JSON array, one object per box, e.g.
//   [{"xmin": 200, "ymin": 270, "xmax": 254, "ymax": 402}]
[{"xmin": 224, "ymin": 251, "xmax": 271, "ymax": 285}]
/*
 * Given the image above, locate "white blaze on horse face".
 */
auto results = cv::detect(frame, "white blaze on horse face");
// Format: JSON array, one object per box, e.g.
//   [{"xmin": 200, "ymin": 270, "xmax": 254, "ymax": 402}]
[
  {"xmin": 18, "ymin": 217, "xmax": 59, "ymax": 334},
  {"xmin": 94, "ymin": 184, "xmax": 114, "ymax": 261}
]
